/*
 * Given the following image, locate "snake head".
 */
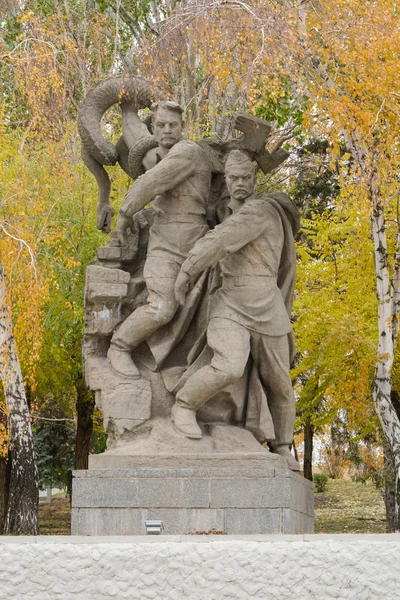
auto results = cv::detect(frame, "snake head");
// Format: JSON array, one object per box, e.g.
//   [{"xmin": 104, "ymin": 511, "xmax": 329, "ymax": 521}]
[{"xmin": 97, "ymin": 204, "xmax": 115, "ymax": 233}]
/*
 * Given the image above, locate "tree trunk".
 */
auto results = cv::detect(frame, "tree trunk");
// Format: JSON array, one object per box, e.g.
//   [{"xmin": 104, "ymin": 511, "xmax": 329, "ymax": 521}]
[
  {"xmin": 371, "ymin": 205, "xmax": 400, "ymax": 530},
  {"xmin": 382, "ymin": 444, "xmax": 397, "ymax": 532},
  {"xmin": 0, "ymin": 453, "xmax": 11, "ymax": 534},
  {"xmin": 384, "ymin": 391, "xmax": 400, "ymax": 531},
  {"xmin": 0, "ymin": 405, "xmax": 10, "ymax": 534},
  {"xmin": 303, "ymin": 416, "xmax": 314, "ymax": 482},
  {"xmin": 0, "ymin": 265, "xmax": 39, "ymax": 534},
  {"xmin": 0, "ymin": 458, "xmax": 6, "ymax": 533},
  {"xmin": 74, "ymin": 376, "xmax": 95, "ymax": 470}
]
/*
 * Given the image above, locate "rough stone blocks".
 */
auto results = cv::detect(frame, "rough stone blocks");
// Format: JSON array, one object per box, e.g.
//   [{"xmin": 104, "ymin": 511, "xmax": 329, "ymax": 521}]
[
  {"xmin": 84, "ymin": 357, "xmax": 151, "ymax": 436},
  {"xmin": 84, "ymin": 264, "xmax": 131, "ymax": 335}
]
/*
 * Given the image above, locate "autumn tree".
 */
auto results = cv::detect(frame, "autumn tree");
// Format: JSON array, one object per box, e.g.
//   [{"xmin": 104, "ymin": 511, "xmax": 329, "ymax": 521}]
[
  {"xmin": 2, "ymin": 0, "xmax": 399, "ymax": 530},
  {"xmin": 293, "ymin": 0, "xmax": 400, "ymax": 529},
  {"xmin": 0, "ymin": 1, "xmax": 127, "ymax": 483}
]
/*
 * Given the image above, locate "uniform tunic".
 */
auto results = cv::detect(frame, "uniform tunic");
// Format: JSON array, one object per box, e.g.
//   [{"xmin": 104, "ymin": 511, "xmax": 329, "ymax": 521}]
[
  {"xmin": 121, "ymin": 139, "xmax": 211, "ymax": 292},
  {"xmin": 111, "ymin": 139, "xmax": 212, "ymax": 353},
  {"xmin": 181, "ymin": 195, "xmax": 293, "ymax": 336}
]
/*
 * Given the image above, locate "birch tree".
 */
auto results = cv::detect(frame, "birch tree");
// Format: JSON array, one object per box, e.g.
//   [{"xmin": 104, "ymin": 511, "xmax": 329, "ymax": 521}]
[
  {"xmin": 296, "ymin": 0, "xmax": 400, "ymax": 531},
  {"xmin": 0, "ymin": 264, "xmax": 38, "ymax": 534}
]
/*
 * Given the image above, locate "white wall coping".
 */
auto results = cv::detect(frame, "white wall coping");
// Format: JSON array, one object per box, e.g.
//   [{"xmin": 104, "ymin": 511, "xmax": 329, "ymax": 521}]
[{"xmin": 1, "ymin": 533, "xmax": 400, "ymax": 544}]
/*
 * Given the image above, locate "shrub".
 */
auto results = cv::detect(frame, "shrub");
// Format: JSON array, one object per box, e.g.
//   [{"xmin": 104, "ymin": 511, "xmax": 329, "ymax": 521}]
[{"xmin": 313, "ymin": 473, "xmax": 329, "ymax": 493}]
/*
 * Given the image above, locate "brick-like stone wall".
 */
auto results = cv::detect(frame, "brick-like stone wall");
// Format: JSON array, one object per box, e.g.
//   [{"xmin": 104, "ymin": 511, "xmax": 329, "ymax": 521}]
[{"xmin": 1, "ymin": 535, "xmax": 399, "ymax": 599}]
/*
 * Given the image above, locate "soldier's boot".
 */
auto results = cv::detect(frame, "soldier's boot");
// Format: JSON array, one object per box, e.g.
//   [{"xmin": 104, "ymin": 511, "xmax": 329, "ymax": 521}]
[
  {"xmin": 107, "ymin": 344, "xmax": 140, "ymax": 379},
  {"xmin": 171, "ymin": 403, "xmax": 202, "ymax": 439},
  {"xmin": 270, "ymin": 445, "xmax": 300, "ymax": 472}
]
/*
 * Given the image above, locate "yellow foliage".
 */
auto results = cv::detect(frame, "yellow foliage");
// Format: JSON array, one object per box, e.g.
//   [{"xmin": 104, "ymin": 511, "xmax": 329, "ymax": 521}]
[
  {"xmin": 294, "ymin": 185, "xmax": 379, "ymax": 431},
  {"xmin": 0, "ymin": 121, "xmax": 112, "ymax": 438}
]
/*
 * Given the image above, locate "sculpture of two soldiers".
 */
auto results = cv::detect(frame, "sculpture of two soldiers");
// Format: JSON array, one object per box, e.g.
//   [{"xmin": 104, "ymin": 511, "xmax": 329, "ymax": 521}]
[{"xmin": 107, "ymin": 100, "xmax": 299, "ymax": 471}]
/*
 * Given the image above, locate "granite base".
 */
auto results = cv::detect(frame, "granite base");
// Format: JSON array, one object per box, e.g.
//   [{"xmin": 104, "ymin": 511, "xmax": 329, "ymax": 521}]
[{"xmin": 72, "ymin": 457, "xmax": 314, "ymax": 535}]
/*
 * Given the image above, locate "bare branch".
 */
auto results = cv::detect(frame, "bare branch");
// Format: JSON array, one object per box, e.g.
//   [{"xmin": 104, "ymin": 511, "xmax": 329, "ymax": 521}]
[{"xmin": 0, "ymin": 223, "xmax": 37, "ymax": 277}]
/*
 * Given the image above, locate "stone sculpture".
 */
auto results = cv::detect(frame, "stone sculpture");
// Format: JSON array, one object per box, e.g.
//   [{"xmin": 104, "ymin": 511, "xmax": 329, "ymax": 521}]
[
  {"xmin": 78, "ymin": 75, "xmax": 300, "ymax": 470},
  {"xmin": 173, "ymin": 150, "xmax": 300, "ymax": 470}
]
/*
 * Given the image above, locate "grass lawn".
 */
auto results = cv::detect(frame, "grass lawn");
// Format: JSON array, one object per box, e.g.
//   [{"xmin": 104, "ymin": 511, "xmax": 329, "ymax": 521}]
[
  {"xmin": 39, "ymin": 495, "xmax": 71, "ymax": 535},
  {"xmin": 314, "ymin": 478, "xmax": 386, "ymax": 534},
  {"xmin": 38, "ymin": 478, "xmax": 387, "ymax": 535}
]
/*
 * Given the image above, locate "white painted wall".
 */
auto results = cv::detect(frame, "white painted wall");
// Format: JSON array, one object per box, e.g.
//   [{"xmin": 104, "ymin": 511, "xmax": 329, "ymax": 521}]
[{"xmin": 1, "ymin": 535, "xmax": 399, "ymax": 600}]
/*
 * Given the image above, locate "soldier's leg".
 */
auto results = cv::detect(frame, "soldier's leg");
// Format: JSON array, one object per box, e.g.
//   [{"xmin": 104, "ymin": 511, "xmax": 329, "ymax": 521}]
[
  {"xmin": 172, "ymin": 318, "xmax": 250, "ymax": 438},
  {"xmin": 108, "ymin": 258, "xmax": 179, "ymax": 378},
  {"xmin": 111, "ymin": 285, "xmax": 177, "ymax": 349},
  {"xmin": 251, "ymin": 334, "xmax": 299, "ymax": 470}
]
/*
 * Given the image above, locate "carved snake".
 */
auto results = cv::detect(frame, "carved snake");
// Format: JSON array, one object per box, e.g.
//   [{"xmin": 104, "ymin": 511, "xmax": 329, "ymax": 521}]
[{"xmin": 78, "ymin": 75, "xmax": 160, "ymax": 232}]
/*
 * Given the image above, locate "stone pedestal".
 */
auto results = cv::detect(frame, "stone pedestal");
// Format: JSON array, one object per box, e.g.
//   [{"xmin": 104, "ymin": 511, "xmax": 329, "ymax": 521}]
[{"xmin": 71, "ymin": 455, "xmax": 314, "ymax": 535}]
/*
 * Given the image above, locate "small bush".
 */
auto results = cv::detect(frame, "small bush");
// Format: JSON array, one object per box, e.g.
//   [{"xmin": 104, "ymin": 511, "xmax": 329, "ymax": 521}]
[{"xmin": 313, "ymin": 473, "xmax": 329, "ymax": 493}]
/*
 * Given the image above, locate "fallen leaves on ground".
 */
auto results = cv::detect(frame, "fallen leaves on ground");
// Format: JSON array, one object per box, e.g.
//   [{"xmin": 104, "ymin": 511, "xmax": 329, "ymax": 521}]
[{"xmin": 314, "ymin": 478, "xmax": 386, "ymax": 534}]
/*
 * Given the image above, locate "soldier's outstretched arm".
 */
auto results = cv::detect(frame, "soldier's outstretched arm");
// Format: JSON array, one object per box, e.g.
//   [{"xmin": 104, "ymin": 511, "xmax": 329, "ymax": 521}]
[
  {"xmin": 175, "ymin": 200, "xmax": 272, "ymax": 304},
  {"xmin": 183, "ymin": 200, "xmax": 271, "ymax": 277}
]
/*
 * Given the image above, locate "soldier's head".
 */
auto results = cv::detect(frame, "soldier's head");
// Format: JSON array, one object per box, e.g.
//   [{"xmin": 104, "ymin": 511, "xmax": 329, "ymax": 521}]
[
  {"xmin": 225, "ymin": 150, "xmax": 257, "ymax": 202},
  {"xmin": 151, "ymin": 101, "xmax": 184, "ymax": 151}
]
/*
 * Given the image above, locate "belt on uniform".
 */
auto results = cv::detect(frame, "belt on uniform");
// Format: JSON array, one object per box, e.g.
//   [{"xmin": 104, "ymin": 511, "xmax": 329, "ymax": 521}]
[
  {"xmin": 155, "ymin": 214, "xmax": 207, "ymax": 224},
  {"xmin": 222, "ymin": 274, "xmax": 276, "ymax": 286}
]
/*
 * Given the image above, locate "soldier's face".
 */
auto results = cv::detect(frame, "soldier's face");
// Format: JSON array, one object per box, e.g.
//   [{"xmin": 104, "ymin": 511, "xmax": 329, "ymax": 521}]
[
  {"xmin": 153, "ymin": 108, "xmax": 183, "ymax": 150},
  {"xmin": 225, "ymin": 163, "xmax": 256, "ymax": 201}
]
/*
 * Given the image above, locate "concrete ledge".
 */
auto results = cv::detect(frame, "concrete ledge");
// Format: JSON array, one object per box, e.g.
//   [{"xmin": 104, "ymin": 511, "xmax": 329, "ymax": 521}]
[
  {"xmin": 1, "ymin": 534, "xmax": 400, "ymax": 543},
  {"xmin": 1, "ymin": 535, "xmax": 399, "ymax": 600}
]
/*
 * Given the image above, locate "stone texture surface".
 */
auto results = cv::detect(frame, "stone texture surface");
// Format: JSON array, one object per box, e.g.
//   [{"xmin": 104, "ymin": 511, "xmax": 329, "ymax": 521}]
[
  {"xmin": 85, "ymin": 356, "xmax": 151, "ymax": 438},
  {"xmin": 87, "ymin": 282, "xmax": 128, "ymax": 302},
  {"xmin": 84, "ymin": 264, "xmax": 132, "ymax": 337},
  {"xmin": 72, "ymin": 466, "xmax": 313, "ymax": 535},
  {"xmin": 86, "ymin": 265, "xmax": 131, "ymax": 284},
  {"xmin": 88, "ymin": 419, "xmax": 287, "ymax": 467},
  {"xmin": 72, "ymin": 508, "xmax": 227, "ymax": 536},
  {"xmin": 1, "ymin": 537, "xmax": 400, "ymax": 599}
]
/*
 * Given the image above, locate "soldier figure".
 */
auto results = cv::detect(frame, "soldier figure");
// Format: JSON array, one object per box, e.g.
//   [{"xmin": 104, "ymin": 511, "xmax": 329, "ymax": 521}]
[
  {"xmin": 107, "ymin": 101, "xmax": 212, "ymax": 378},
  {"xmin": 173, "ymin": 150, "xmax": 299, "ymax": 471}
]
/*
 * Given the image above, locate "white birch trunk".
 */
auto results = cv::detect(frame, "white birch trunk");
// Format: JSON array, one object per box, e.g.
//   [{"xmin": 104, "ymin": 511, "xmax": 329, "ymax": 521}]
[
  {"xmin": 371, "ymin": 205, "xmax": 400, "ymax": 528},
  {"xmin": 0, "ymin": 265, "xmax": 39, "ymax": 535}
]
